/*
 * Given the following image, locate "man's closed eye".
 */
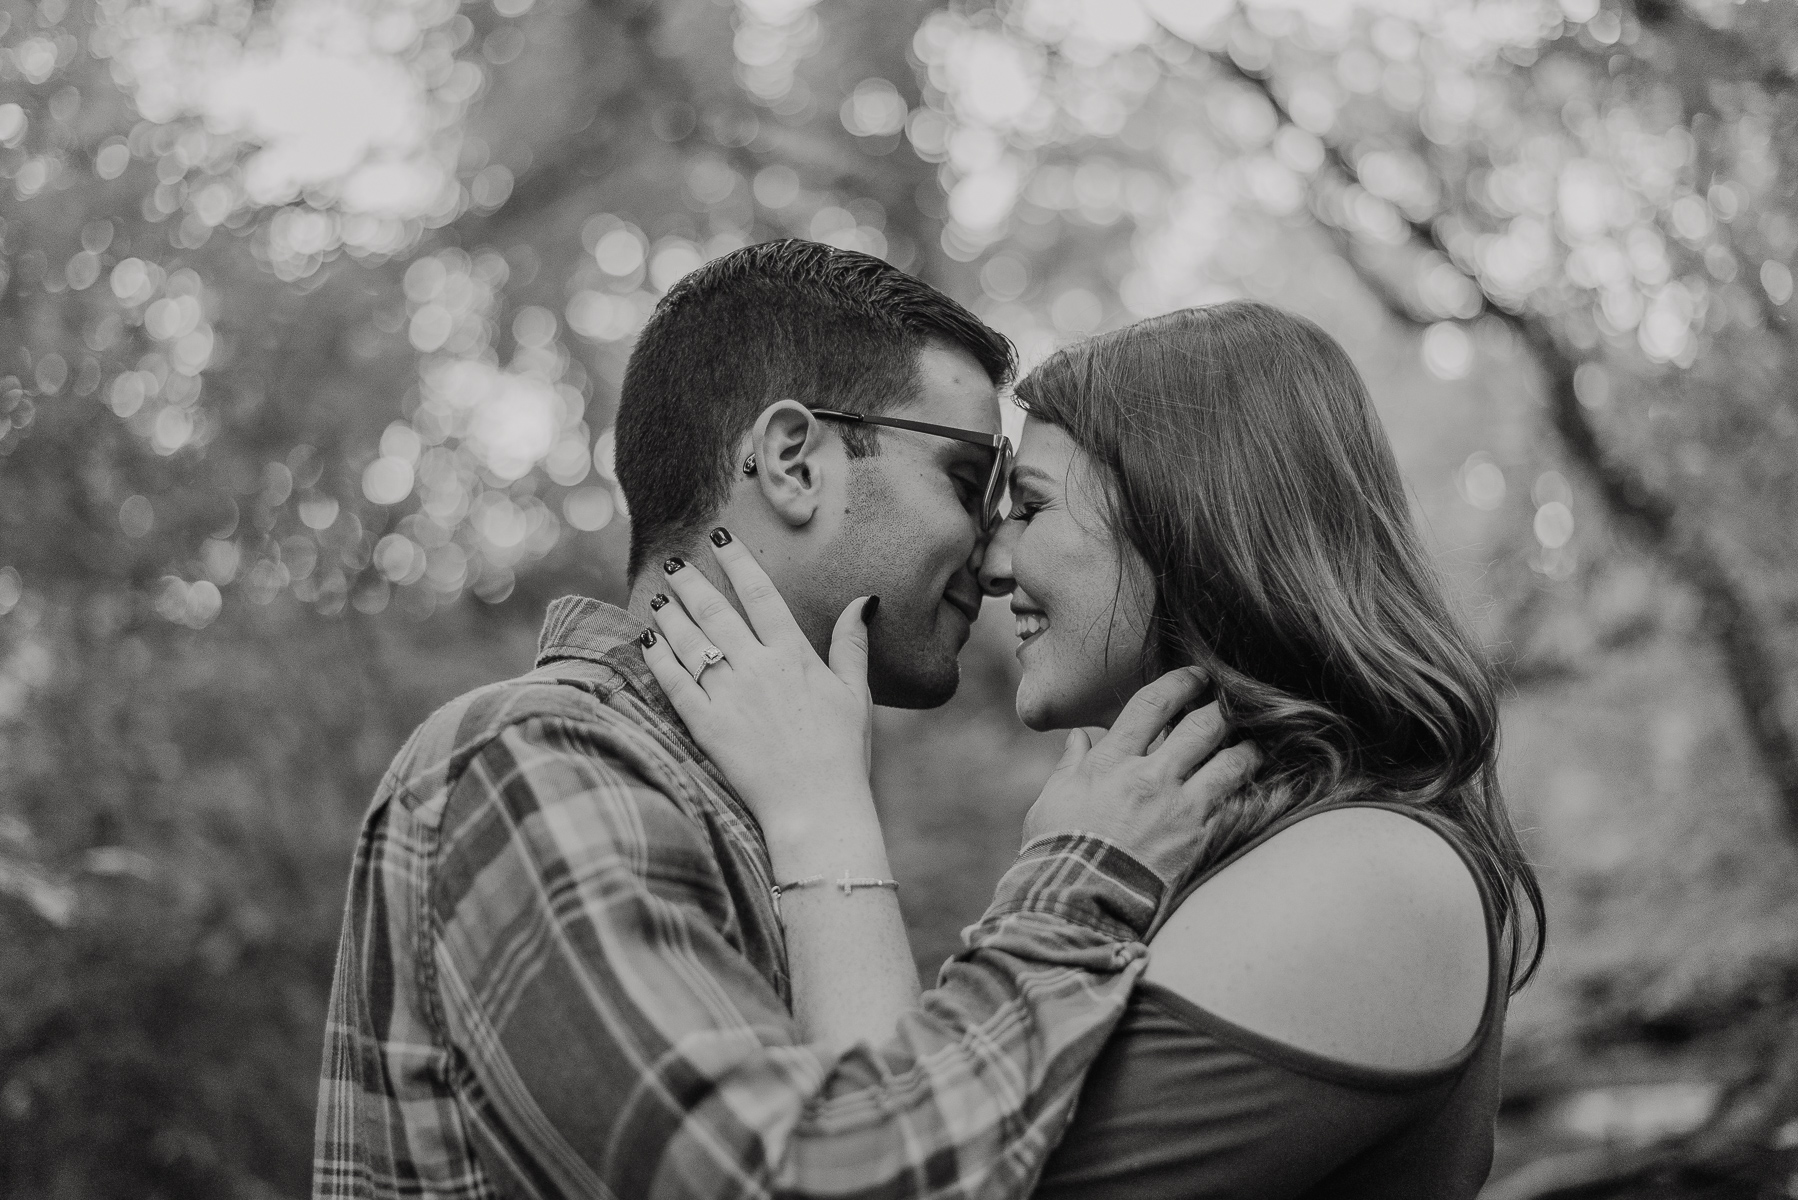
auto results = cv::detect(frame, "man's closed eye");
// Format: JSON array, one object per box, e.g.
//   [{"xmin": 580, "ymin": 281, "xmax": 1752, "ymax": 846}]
[{"xmin": 950, "ymin": 470, "xmax": 985, "ymax": 513}]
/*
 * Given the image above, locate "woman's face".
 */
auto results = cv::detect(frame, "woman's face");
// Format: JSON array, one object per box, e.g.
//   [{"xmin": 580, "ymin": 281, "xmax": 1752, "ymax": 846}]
[{"xmin": 978, "ymin": 420, "xmax": 1157, "ymax": 731}]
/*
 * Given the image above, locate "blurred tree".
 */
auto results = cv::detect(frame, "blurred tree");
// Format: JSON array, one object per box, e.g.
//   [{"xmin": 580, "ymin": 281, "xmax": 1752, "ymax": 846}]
[
  {"xmin": 914, "ymin": 0, "xmax": 1798, "ymax": 1193},
  {"xmin": 6, "ymin": 0, "xmax": 1797, "ymax": 1194},
  {"xmin": 0, "ymin": 0, "xmax": 961, "ymax": 1192}
]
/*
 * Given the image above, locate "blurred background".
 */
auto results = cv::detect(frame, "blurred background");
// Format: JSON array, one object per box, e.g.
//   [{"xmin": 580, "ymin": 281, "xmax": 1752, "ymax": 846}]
[{"xmin": 2, "ymin": 0, "xmax": 1796, "ymax": 1195}]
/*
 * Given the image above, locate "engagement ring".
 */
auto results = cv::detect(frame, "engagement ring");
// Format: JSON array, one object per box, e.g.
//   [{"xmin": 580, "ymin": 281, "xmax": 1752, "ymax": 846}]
[{"xmin": 696, "ymin": 645, "xmax": 726, "ymax": 677}]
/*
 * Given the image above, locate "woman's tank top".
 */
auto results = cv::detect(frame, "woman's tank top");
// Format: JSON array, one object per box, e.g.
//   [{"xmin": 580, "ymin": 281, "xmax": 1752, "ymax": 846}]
[{"xmin": 1034, "ymin": 801, "xmax": 1508, "ymax": 1200}]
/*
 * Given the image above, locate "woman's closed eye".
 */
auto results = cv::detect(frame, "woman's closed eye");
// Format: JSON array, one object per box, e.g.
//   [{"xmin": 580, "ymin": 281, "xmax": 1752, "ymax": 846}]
[
  {"xmin": 1006, "ymin": 494, "xmax": 1045, "ymax": 522},
  {"xmin": 1005, "ymin": 465, "xmax": 1054, "ymax": 522}
]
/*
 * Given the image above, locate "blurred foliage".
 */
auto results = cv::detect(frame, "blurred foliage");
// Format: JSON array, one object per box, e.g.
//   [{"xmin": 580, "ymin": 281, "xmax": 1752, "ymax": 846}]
[{"xmin": 1, "ymin": 0, "xmax": 1796, "ymax": 1195}]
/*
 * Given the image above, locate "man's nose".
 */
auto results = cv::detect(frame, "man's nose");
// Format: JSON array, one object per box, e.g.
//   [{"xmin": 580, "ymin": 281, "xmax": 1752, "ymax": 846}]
[{"xmin": 974, "ymin": 520, "xmax": 1018, "ymax": 597}]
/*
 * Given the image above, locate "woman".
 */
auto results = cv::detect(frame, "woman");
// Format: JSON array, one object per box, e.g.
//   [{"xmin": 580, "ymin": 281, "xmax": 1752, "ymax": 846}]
[{"xmin": 644, "ymin": 299, "xmax": 1543, "ymax": 1198}]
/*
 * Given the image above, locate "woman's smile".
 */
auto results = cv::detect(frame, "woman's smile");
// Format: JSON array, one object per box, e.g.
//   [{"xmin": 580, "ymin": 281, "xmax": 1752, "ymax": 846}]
[{"xmin": 1013, "ymin": 606, "xmax": 1049, "ymax": 648}]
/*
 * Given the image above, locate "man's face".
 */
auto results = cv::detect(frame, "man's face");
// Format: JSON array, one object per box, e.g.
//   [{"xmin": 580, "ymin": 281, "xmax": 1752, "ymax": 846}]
[{"xmin": 820, "ymin": 342, "xmax": 1001, "ymax": 708}]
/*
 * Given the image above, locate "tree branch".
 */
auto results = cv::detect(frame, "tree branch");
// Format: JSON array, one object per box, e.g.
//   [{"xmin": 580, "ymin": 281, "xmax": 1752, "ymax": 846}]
[
  {"xmin": 1547, "ymin": 2, "xmax": 1798, "ymax": 348},
  {"xmin": 1482, "ymin": 1011, "xmax": 1798, "ymax": 1199},
  {"xmin": 1623, "ymin": 0, "xmax": 1798, "ymax": 102},
  {"xmin": 1209, "ymin": 49, "xmax": 1798, "ymax": 836},
  {"xmin": 1197, "ymin": 40, "xmax": 1798, "ymax": 1198}
]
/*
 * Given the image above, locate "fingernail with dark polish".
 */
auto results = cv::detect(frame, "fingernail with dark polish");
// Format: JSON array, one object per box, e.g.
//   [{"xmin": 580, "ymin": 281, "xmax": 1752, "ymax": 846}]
[
  {"xmin": 650, "ymin": 593, "xmax": 669, "ymax": 611},
  {"xmin": 709, "ymin": 527, "xmax": 732, "ymax": 547},
  {"xmin": 862, "ymin": 595, "xmax": 880, "ymax": 624},
  {"xmin": 638, "ymin": 628, "xmax": 658, "ymax": 648},
  {"xmin": 662, "ymin": 557, "xmax": 685, "ymax": 575}
]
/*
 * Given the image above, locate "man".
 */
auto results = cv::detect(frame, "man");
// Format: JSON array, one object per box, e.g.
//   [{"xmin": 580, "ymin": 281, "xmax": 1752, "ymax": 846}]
[{"xmin": 313, "ymin": 241, "xmax": 1177, "ymax": 1198}]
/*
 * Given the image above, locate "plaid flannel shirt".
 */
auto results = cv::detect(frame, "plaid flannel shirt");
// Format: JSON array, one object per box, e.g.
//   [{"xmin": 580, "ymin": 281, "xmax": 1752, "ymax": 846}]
[{"xmin": 313, "ymin": 596, "xmax": 1166, "ymax": 1200}]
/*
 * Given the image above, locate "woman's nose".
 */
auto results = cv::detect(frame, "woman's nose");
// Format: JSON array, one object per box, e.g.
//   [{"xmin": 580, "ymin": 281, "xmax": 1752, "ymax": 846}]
[{"xmin": 975, "ymin": 519, "xmax": 1019, "ymax": 597}]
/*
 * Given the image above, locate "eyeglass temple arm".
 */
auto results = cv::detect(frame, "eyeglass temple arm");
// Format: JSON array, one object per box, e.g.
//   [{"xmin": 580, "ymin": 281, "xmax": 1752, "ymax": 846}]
[{"xmin": 809, "ymin": 408, "xmax": 1007, "ymax": 450}]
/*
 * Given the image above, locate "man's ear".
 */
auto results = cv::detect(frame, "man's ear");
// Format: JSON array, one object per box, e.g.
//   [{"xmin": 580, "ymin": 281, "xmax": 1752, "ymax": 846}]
[{"xmin": 748, "ymin": 400, "xmax": 830, "ymax": 528}]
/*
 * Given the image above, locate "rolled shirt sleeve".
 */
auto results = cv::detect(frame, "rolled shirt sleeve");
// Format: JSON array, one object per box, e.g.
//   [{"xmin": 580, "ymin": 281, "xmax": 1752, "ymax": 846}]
[{"xmin": 430, "ymin": 715, "xmax": 1164, "ymax": 1200}]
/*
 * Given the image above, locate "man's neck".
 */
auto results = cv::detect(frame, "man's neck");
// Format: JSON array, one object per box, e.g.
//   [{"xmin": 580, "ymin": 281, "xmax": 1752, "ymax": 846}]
[
  {"xmin": 625, "ymin": 542, "xmax": 734, "ymax": 623},
  {"xmin": 624, "ymin": 539, "xmax": 832, "ymax": 660}
]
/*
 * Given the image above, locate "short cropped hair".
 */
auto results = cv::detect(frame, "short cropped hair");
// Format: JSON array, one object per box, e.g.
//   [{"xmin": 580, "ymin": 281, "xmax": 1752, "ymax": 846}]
[{"xmin": 614, "ymin": 239, "xmax": 1014, "ymax": 576}]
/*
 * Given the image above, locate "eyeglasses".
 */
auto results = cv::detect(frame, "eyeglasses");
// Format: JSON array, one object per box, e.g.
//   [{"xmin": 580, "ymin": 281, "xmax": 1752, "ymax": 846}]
[{"xmin": 809, "ymin": 408, "xmax": 1014, "ymax": 533}]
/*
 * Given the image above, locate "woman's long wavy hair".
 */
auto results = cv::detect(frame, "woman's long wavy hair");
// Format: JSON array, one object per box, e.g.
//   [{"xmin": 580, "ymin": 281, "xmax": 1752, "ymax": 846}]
[{"xmin": 1015, "ymin": 300, "xmax": 1545, "ymax": 989}]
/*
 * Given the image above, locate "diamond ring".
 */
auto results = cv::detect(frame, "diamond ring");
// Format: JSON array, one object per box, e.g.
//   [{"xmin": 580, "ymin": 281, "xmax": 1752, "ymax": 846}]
[{"xmin": 696, "ymin": 644, "xmax": 726, "ymax": 678}]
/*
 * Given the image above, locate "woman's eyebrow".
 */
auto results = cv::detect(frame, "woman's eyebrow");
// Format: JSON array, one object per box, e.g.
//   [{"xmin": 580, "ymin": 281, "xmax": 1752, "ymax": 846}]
[{"xmin": 1009, "ymin": 464, "xmax": 1055, "ymax": 491}]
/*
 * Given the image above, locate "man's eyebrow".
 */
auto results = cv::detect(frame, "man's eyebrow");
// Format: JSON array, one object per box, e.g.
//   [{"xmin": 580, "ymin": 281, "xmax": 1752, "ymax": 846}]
[{"xmin": 935, "ymin": 439, "xmax": 994, "ymax": 467}]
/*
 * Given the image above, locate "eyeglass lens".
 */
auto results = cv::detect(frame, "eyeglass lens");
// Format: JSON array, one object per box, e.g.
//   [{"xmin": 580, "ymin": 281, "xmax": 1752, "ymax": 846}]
[{"xmin": 983, "ymin": 439, "xmax": 1013, "ymax": 532}]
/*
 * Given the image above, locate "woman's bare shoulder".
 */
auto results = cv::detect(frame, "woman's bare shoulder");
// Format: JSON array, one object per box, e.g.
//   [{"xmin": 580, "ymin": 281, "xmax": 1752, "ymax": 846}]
[{"xmin": 1143, "ymin": 806, "xmax": 1490, "ymax": 1072}]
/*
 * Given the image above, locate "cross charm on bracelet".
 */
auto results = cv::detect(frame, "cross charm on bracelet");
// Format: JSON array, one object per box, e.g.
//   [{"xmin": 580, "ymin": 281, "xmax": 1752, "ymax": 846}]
[{"xmin": 834, "ymin": 871, "xmax": 899, "ymax": 895}]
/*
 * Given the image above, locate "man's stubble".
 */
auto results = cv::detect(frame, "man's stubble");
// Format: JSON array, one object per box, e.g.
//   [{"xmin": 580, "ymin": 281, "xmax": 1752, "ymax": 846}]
[{"xmin": 810, "ymin": 466, "xmax": 965, "ymax": 711}]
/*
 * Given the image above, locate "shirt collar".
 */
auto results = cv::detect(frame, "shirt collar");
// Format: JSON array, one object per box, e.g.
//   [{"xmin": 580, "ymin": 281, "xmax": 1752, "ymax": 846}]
[
  {"xmin": 534, "ymin": 594, "xmax": 764, "ymax": 844},
  {"xmin": 535, "ymin": 595, "xmax": 667, "ymax": 709}
]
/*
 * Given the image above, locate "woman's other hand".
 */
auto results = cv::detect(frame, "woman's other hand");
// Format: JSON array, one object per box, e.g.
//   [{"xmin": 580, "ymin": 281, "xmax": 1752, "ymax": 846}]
[
  {"xmin": 1022, "ymin": 668, "xmax": 1263, "ymax": 885},
  {"xmin": 639, "ymin": 528, "xmax": 876, "ymax": 844}
]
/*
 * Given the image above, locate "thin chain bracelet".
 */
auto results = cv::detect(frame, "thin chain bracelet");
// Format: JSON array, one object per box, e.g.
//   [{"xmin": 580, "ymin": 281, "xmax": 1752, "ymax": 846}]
[{"xmin": 771, "ymin": 870, "xmax": 900, "ymax": 908}]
